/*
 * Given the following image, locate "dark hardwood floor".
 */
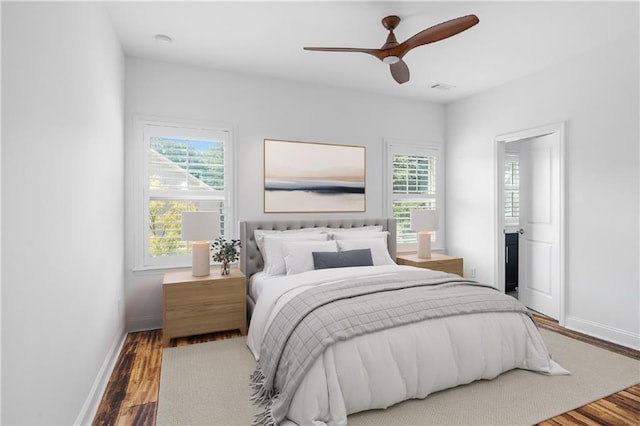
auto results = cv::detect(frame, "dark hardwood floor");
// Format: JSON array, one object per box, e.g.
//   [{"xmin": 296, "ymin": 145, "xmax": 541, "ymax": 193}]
[{"xmin": 92, "ymin": 314, "xmax": 639, "ymax": 426}]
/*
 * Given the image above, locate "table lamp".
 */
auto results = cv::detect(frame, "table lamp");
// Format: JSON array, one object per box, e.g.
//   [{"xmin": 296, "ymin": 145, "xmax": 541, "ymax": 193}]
[
  {"xmin": 410, "ymin": 209, "xmax": 438, "ymax": 258},
  {"xmin": 181, "ymin": 211, "xmax": 220, "ymax": 276}
]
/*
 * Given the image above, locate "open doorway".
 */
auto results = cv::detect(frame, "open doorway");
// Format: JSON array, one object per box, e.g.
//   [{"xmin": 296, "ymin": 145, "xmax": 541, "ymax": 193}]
[{"xmin": 495, "ymin": 123, "xmax": 566, "ymax": 324}]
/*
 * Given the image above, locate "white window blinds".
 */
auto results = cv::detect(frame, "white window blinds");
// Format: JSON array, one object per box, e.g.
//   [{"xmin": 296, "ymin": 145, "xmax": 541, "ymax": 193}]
[{"xmin": 504, "ymin": 155, "xmax": 520, "ymax": 223}]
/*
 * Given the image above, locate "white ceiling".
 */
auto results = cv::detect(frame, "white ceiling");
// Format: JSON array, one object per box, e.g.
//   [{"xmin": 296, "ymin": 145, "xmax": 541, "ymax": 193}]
[{"xmin": 106, "ymin": 1, "xmax": 638, "ymax": 103}]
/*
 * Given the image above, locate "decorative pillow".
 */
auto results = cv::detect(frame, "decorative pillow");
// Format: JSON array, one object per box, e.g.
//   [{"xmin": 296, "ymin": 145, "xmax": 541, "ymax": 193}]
[
  {"xmin": 336, "ymin": 238, "xmax": 395, "ymax": 266},
  {"xmin": 261, "ymin": 233, "xmax": 328, "ymax": 276},
  {"xmin": 312, "ymin": 249, "xmax": 373, "ymax": 270},
  {"xmin": 254, "ymin": 229, "xmax": 329, "ymax": 255},
  {"xmin": 281, "ymin": 240, "xmax": 338, "ymax": 275},
  {"xmin": 331, "ymin": 230, "xmax": 389, "ymax": 241}
]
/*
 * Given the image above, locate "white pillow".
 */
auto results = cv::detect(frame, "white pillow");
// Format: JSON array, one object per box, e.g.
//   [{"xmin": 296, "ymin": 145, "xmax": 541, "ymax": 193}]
[
  {"xmin": 261, "ymin": 233, "xmax": 328, "ymax": 276},
  {"xmin": 282, "ymin": 240, "xmax": 338, "ymax": 275},
  {"xmin": 331, "ymin": 230, "xmax": 389, "ymax": 241},
  {"xmin": 336, "ymin": 238, "xmax": 395, "ymax": 266},
  {"xmin": 254, "ymin": 228, "xmax": 329, "ymax": 255}
]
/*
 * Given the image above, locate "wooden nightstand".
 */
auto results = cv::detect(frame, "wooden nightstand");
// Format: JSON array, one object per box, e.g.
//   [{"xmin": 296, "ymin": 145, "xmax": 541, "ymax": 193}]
[
  {"xmin": 162, "ymin": 267, "xmax": 247, "ymax": 347},
  {"xmin": 396, "ymin": 252, "xmax": 464, "ymax": 276}
]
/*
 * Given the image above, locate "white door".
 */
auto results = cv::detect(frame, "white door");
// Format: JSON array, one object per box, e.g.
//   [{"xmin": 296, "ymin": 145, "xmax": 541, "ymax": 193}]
[{"xmin": 518, "ymin": 133, "xmax": 561, "ymax": 319}]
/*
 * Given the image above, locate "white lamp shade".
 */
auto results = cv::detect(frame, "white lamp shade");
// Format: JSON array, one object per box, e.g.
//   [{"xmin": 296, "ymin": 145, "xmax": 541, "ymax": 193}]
[
  {"xmin": 181, "ymin": 211, "xmax": 220, "ymax": 241},
  {"xmin": 410, "ymin": 209, "xmax": 439, "ymax": 232}
]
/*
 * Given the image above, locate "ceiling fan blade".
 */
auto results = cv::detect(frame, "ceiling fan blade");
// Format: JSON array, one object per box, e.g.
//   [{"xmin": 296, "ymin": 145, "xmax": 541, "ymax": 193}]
[
  {"xmin": 390, "ymin": 59, "xmax": 410, "ymax": 84},
  {"xmin": 396, "ymin": 15, "xmax": 479, "ymax": 57},
  {"xmin": 304, "ymin": 47, "xmax": 386, "ymax": 60}
]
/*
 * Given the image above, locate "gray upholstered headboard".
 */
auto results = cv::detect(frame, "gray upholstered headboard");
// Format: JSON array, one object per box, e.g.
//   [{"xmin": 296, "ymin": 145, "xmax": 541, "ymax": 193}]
[
  {"xmin": 239, "ymin": 218, "xmax": 397, "ymax": 279},
  {"xmin": 239, "ymin": 218, "xmax": 396, "ymax": 320}
]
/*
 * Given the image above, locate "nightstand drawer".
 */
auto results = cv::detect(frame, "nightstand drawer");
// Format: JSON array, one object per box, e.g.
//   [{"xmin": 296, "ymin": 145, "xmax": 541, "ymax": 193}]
[
  {"xmin": 421, "ymin": 259, "xmax": 463, "ymax": 275},
  {"xmin": 164, "ymin": 301, "xmax": 244, "ymax": 339},
  {"xmin": 396, "ymin": 253, "xmax": 464, "ymax": 276},
  {"xmin": 164, "ymin": 293, "xmax": 244, "ymax": 323},
  {"xmin": 164, "ymin": 278, "xmax": 244, "ymax": 308}
]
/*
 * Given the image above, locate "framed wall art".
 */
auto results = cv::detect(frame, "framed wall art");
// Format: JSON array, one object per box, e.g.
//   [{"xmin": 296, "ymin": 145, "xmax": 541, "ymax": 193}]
[{"xmin": 264, "ymin": 139, "xmax": 366, "ymax": 213}]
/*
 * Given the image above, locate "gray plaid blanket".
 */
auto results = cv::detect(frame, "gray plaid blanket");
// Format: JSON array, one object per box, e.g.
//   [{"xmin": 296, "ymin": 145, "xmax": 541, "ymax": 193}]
[{"xmin": 250, "ymin": 268, "xmax": 531, "ymax": 425}]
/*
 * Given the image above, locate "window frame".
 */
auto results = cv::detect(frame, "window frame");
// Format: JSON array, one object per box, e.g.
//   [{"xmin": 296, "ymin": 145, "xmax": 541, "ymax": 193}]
[
  {"xmin": 132, "ymin": 116, "xmax": 237, "ymax": 271},
  {"xmin": 384, "ymin": 139, "xmax": 445, "ymax": 253}
]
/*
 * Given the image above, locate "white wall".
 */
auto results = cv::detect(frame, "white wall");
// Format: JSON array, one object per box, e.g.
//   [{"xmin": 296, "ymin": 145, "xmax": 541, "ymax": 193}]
[
  {"xmin": 445, "ymin": 32, "xmax": 639, "ymax": 349},
  {"xmin": 1, "ymin": 2, "xmax": 125, "ymax": 424},
  {"xmin": 125, "ymin": 58, "xmax": 444, "ymax": 330}
]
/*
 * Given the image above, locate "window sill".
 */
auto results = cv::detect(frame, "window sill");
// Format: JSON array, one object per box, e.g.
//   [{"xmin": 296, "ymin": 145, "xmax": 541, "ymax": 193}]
[
  {"xmin": 132, "ymin": 264, "xmax": 192, "ymax": 276},
  {"xmin": 132, "ymin": 262, "xmax": 238, "ymax": 276}
]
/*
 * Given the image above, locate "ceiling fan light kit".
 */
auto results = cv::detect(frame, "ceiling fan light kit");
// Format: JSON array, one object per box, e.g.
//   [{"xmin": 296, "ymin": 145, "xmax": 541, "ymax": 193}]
[
  {"xmin": 382, "ymin": 55, "xmax": 400, "ymax": 65},
  {"xmin": 304, "ymin": 14, "xmax": 479, "ymax": 84}
]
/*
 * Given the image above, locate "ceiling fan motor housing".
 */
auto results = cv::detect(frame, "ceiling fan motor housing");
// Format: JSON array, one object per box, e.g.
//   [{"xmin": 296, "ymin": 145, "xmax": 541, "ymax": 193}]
[{"xmin": 381, "ymin": 15, "xmax": 401, "ymax": 30}]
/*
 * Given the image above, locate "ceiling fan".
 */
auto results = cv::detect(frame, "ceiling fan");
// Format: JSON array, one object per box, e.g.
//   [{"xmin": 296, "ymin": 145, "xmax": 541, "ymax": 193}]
[{"xmin": 304, "ymin": 14, "xmax": 479, "ymax": 84}]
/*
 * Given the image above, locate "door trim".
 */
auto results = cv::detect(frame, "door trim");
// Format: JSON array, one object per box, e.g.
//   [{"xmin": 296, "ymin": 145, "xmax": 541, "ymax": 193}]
[{"xmin": 494, "ymin": 122, "xmax": 567, "ymax": 325}]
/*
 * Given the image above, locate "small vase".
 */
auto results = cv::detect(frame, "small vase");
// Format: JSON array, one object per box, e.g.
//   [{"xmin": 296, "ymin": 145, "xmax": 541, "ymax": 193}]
[{"xmin": 220, "ymin": 261, "xmax": 230, "ymax": 275}]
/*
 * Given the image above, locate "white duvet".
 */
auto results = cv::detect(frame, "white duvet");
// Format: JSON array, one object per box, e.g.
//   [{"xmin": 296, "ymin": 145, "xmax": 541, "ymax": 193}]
[{"xmin": 247, "ymin": 265, "xmax": 568, "ymax": 426}]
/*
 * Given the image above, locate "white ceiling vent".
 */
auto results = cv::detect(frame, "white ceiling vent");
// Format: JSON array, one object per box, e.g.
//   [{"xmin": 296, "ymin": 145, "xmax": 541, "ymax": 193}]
[{"xmin": 430, "ymin": 83, "xmax": 456, "ymax": 91}]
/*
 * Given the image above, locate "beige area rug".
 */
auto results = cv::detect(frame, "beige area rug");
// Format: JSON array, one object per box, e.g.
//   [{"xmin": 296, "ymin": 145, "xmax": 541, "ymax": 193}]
[{"xmin": 157, "ymin": 329, "xmax": 639, "ymax": 425}]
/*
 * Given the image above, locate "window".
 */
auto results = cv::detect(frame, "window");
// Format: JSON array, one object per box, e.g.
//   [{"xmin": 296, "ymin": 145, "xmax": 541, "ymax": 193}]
[
  {"xmin": 504, "ymin": 153, "xmax": 520, "ymax": 225},
  {"xmin": 385, "ymin": 141, "xmax": 443, "ymax": 252},
  {"xmin": 135, "ymin": 119, "xmax": 235, "ymax": 269}
]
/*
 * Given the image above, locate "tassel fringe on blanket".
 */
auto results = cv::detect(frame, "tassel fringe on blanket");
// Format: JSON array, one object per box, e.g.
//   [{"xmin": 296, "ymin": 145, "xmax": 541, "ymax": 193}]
[{"xmin": 250, "ymin": 367, "xmax": 279, "ymax": 426}]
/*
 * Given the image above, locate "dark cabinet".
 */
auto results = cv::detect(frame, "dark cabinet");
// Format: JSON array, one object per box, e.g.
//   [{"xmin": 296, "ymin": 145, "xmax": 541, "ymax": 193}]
[{"xmin": 505, "ymin": 233, "xmax": 519, "ymax": 292}]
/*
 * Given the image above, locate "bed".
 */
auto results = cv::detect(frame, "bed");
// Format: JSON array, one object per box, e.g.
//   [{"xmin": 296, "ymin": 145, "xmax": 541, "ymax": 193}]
[{"xmin": 240, "ymin": 218, "xmax": 567, "ymax": 426}]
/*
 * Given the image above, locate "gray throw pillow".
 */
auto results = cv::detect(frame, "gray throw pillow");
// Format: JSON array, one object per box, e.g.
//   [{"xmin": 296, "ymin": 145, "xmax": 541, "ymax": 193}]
[{"xmin": 312, "ymin": 249, "xmax": 374, "ymax": 270}]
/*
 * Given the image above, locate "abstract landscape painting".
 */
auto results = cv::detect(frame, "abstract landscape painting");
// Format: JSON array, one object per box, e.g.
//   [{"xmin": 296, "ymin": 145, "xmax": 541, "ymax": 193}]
[{"xmin": 264, "ymin": 139, "xmax": 366, "ymax": 213}]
